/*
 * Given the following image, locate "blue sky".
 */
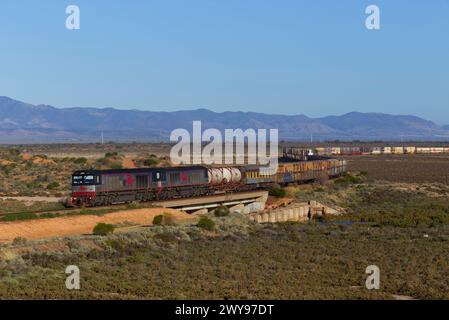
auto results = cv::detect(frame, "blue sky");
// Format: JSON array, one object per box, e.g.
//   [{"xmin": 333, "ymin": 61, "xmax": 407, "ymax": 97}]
[{"xmin": 1, "ymin": 0, "xmax": 448, "ymax": 123}]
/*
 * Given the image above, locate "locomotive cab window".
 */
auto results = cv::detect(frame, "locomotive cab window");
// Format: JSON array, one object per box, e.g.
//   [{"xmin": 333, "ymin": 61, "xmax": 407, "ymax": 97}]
[
  {"xmin": 72, "ymin": 175, "xmax": 83, "ymax": 185},
  {"xmin": 72, "ymin": 175, "xmax": 99, "ymax": 186},
  {"xmin": 84, "ymin": 175, "xmax": 95, "ymax": 184}
]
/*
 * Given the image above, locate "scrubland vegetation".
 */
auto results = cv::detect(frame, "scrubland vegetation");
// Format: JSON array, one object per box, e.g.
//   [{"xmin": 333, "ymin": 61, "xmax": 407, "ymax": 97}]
[
  {"xmin": 0, "ymin": 146, "xmax": 449, "ymax": 299},
  {"xmin": 1, "ymin": 176, "xmax": 449, "ymax": 299}
]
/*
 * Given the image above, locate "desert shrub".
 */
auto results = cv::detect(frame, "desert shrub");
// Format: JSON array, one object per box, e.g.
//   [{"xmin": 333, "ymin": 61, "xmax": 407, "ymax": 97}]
[
  {"xmin": 143, "ymin": 158, "xmax": 159, "ymax": 167},
  {"xmin": 96, "ymin": 157, "xmax": 107, "ymax": 166},
  {"xmin": 334, "ymin": 173, "xmax": 362, "ymax": 185},
  {"xmin": 154, "ymin": 231, "xmax": 181, "ymax": 244},
  {"xmin": 153, "ymin": 214, "xmax": 174, "ymax": 226},
  {"xmin": 93, "ymin": 223, "xmax": 115, "ymax": 236},
  {"xmin": 27, "ymin": 181, "xmax": 41, "ymax": 189},
  {"xmin": 153, "ymin": 215, "xmax": 163, "ymax": 225},
  {"xmin": 47, "ymin": 181, "xmax": 60, "ymax": 190},
  {"xmin": 110, "ymin": 162, "xmax": 123, "ymax": 169},
  {"xmin": 197, "ymin": 217, "xmax": 215, "ymax": 231},
  {"xmin": 12, "ymin": 237, "xmax": 27, "ymax": 245},
  {"xmin": 105, "ymin": 152, "xmax": 118, "ymax": 158},
  {"xmin": 269, "ymin": 187, "xmax": 286, "ymax": 198},
  {"xmin": 0, "ymin": 165, "xmax": 14, "ymax": 175},
  {"xmin": 36, "ymin": 174, "xmax": 49, "ymax": 182},
  {"xmin": 73, "ymin": 157, "xmax": 87, "ymax": 164},
  {"xmin": 214, "ymin": 206, "xmax": 230, "ymax": 217}
]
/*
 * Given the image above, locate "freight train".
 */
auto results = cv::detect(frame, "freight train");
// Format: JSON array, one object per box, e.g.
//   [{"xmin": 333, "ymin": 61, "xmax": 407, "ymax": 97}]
[
  {"xmin": 295, "ymin": 145, "xmax": 449, "ymax": 156},
  {"xmin": 71, "ymin": 157, "xmax": 346, "ymax": 206}
]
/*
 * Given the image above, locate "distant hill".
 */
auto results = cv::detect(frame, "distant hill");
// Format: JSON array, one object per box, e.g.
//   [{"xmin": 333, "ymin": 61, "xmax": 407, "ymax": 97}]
[{"xmin": 0, "ymin": 96, "xmax": 448, "ymax": 142}]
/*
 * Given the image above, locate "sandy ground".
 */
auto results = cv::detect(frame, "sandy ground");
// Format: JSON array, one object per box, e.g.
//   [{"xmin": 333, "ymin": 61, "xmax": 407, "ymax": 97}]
[
  {"xmin": 121, "ymin": 157, "xmax": 137, "ymax": 168},
  {"xmin": 0, "ymin": 208, "xmax": 195, "ymax": 243}
]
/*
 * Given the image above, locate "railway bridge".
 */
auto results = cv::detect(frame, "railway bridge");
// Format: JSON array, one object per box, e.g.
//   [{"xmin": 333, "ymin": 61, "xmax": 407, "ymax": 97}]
[{"xmin": 151, "ymin": 190, "xmax": 269, "ymax": 213}]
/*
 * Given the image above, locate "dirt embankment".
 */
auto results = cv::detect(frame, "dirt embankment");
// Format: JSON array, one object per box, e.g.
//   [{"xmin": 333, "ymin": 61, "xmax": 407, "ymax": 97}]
[{"xmin": 0, "ymin": 208, "xmax": 195, "ymax": 243}]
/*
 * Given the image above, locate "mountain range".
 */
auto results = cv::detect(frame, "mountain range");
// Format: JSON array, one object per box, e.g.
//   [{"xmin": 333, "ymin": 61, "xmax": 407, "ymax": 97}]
[{"xmin": 0, "ymin": 96, "xmax": 448, "ymax": 143}]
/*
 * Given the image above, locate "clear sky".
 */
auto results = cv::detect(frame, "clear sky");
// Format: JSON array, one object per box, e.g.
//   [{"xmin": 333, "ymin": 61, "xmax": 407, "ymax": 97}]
[{"xmin": 1, "ymin": 0, "xmax": 448, "ymax": 123}]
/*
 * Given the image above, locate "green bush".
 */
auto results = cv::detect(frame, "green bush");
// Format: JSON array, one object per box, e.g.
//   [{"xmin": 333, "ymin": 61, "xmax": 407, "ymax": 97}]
[
  {"xmin": 153, "ymin": 214, "xmax": 174, "ymax": 226},
  {"xmin": 12, "ymin": 237, "xmax": 27, "ymax": 245},
  {"xmin": 269, "ymin": 187, "xmax": 286, "ymax": 198},
  {"xmin": 197, "ymin": 217, "xmax": 215, "ymax": 231},
  {"xmin": 105, "ymin": 152, "xmax": 118, "ymax": 158},
  {"xmin": 153, "ymin": 215, "xmax": 163, "ymax": 225},
  {"xmin": 214, "ymin": 206, "xmax": 230, "ymax": 217},
  {"xmin": 93, "ymin": 223, "xmax": 115, "ymax": 236},
  {"xmin": 144, "ymin": 158, "xmax": 159, "ymax": 167}
]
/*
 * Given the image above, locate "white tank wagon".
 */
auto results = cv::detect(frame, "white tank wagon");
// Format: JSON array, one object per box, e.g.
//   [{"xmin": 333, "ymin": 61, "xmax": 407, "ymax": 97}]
[{"xmin": 208, "ymin": 167, "xmax": 243, "ymax": 185}]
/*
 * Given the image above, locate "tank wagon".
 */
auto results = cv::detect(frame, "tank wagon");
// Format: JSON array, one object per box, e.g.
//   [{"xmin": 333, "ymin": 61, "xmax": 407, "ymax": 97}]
[{"xmin": 72, "ymin": 158, "xmax": 346, "ymax": 206}]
